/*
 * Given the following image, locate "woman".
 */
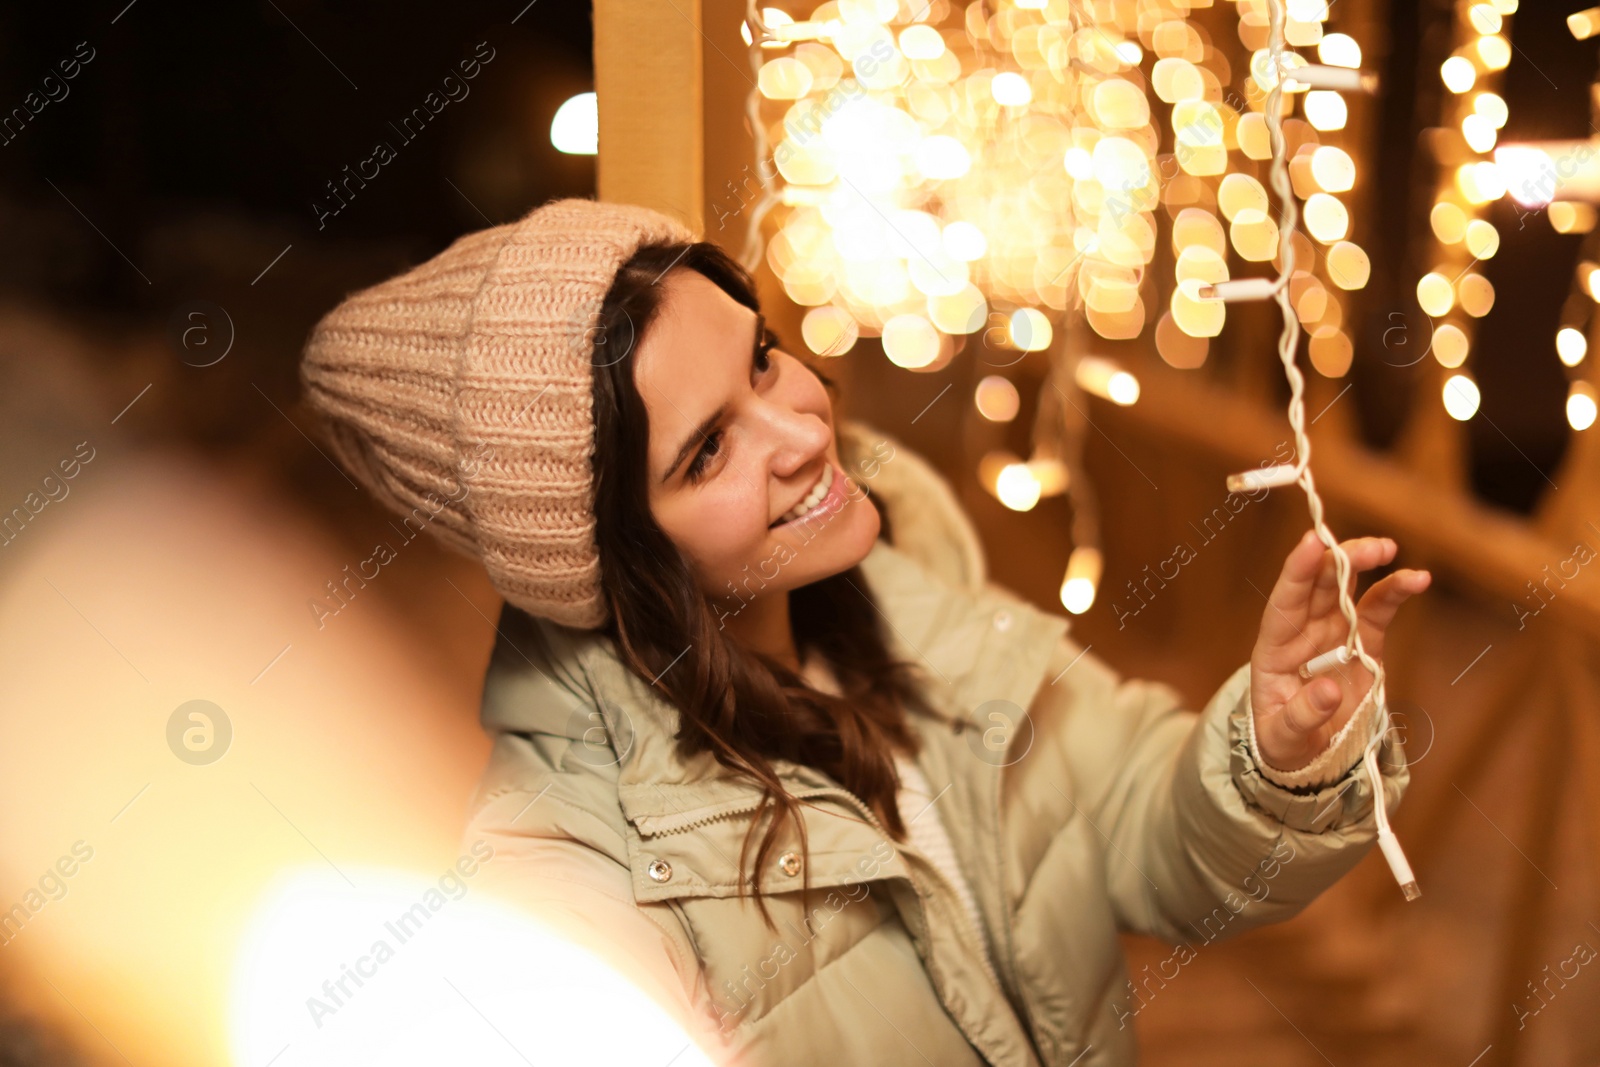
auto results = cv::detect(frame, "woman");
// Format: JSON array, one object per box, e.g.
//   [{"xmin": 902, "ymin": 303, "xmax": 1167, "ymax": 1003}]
[{"xmin": 301, "ymin": 197, "xmax": 1431, "ymax": 1066}]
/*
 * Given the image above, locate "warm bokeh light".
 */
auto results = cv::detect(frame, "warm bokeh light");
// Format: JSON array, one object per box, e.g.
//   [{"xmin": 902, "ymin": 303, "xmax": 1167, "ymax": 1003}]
[
  {"xmin": 1326, "ymin": 241, "xmax": 1372, "ymax": 289},
  {"xmin": 1318, "ymin": 33, "xmax": 1362, "ymax": 68},
  {"xmin": 1441, "ymin": 55, "xmax": 1477, "ymax": 94},
  {"xmin": 975, "ymin": 375, "xmax": 1021, "ymax": 421},
  {"xmin": 230, "ymin": 867, "xmax": 718, "ymax": 1067},
  {"xmin": 1549, "ymin": 201, "xmax": 1599, "ymax": 234},
  {"xmin": 1075, "ymin": 355, "xmax": 1140, "ymax": 405},
  {"xmin": 1495, "ymin": 145, "xmax": 1557, "ymax": 208},
  {"xmin": 550, "ymin": 93, "xmax": 598, "ymax": 155},
  {"xmin": 1303, "ymin": 90, "xmax": 1348, "ymax": 130},
  {"xmin": 1457, "ymin": 273, "xmax": 1495, "ymax": 317},
  {"xmin": 1568, "ymin": 381, "xmax": 1599, "ymax": 430},
  {"xmin": 881, "ymin": 314, "xmax": 941, "ymax": 368},
  {"xmin": 1434, "ymin": 323, "xmax": 1470, "ymax": 368},
  {"xmin": 1417, "ymin": 272, "xmax": 1454, "ymax": 317},
  {"xmin": 1059, "ymin": 546, "xmax": 1103, "ymax": 615},
  {"xmin": 995, "ymin": 462, "xmax": 1042, "ymax": 511},
  {"xmin": 1464, "ymin": 219, "xmax": 1500, "ymax": 259},
  {"xmin": 1557, "ymin": 326, "xmax": 1589, "ymax": 366},
  {"xmin": 1443, "ymin": 373, "xmax": 1481, "ymax": 419},
  {"xmin": 1310, "ymin": 146, "xmax": 1356, "ymax": 192},
  {"xmin": 801, "ymin": 305, "xmax": 860, "ymax": 356},
  {"xmin": 1431, "ymin": 202, "xmax": 1467, "ymax": 243}
]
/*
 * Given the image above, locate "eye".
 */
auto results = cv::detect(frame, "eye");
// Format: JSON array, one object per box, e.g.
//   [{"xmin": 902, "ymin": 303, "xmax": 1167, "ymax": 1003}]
[
  {"xmin": 755, "ymin": 334, "xmax": 778, "ymax": 375},
  {"xmin": 685, "ymin": 428, "xmax": 722, "ymax": 483}
]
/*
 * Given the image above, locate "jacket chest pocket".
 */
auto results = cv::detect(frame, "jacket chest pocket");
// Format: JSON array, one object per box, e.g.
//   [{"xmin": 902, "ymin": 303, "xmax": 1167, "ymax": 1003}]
[
  {"xmin": 678, "ymin": 879, "xmax": 898, "ymax": 1031},
  {"xmin": 618, "ymin": 782, "xmax": 913, "ymax": 1030}
]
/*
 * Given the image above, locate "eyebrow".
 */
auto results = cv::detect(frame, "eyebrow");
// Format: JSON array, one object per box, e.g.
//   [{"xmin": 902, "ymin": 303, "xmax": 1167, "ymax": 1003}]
[{"xmin": 660, "ymin": 312, "xmax": 767, "ymax": 485}]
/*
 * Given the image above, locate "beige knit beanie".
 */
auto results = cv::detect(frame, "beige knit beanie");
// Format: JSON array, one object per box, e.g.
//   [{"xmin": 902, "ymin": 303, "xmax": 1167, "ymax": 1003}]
[{"xmin": 300, "ymin": 196, "xmax": 697, "ymax": 630}]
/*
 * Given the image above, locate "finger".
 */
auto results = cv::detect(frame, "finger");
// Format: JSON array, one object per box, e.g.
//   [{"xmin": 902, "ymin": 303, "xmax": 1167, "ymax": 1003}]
[
  {"xmin": 1355, "ymin": 568, "xmax": 1432, "ymax": 660},
  {"xmin": 1259, "ymin": 529, "xmax": 1331, "ymax": 647},
  {"xmin": 1308, "ymin": 537, "xmax": 1397, "ymax": 620}
]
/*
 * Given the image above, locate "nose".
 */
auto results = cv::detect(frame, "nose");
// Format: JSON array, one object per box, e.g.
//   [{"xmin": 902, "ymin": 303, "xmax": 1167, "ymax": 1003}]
[{"xmin": 759, "ymin": 398, "xmax": 831, "ymax": 482}]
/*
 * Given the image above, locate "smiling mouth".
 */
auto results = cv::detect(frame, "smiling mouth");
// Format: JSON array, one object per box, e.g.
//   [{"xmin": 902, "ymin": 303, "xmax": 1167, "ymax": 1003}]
[{"xmin": 769, "ymin": 463, "xmax": 836, "ymax": 529}]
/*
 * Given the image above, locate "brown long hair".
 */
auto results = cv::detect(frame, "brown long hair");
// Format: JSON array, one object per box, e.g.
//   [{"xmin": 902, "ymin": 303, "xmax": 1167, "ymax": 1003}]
[{"xmin": 587, "ymin": 240, "xmax": 934, "ymax": 926}]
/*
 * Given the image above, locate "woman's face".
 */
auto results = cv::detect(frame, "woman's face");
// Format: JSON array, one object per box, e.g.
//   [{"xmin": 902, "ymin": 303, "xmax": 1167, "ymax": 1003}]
[{"xmin": 632, "ymin": 268, "xmax": 880, "ymax": 615}]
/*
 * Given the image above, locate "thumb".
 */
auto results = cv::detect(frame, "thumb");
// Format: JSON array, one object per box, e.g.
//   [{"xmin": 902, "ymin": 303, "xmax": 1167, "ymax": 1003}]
[{"xmin": 1280, "ymin": 676, "xmax": 1342, "ymax": 737}]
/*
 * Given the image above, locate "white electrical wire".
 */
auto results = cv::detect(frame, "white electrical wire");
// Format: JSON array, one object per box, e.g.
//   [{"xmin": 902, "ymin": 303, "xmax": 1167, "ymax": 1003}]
[{"xmin": 1258, "ymin": 0, "xmax": 1418, "ymax": 900}]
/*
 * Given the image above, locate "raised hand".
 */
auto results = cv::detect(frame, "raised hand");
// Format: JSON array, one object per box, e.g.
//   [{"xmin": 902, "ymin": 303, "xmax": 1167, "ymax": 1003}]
[{"xmin": 1250, "ymin": 530, "xmax": 1432, "ymax": 772}]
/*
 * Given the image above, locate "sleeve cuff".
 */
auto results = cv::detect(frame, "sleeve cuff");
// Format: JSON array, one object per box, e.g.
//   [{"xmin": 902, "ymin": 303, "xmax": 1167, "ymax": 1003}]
[
  {"xmin": 1245, "ymin": 673, "xmax": 1385, "ymax": 791},
  {"xmin": 1218, "ymin": 662, "xmax": 1409, "ymax": 834}
]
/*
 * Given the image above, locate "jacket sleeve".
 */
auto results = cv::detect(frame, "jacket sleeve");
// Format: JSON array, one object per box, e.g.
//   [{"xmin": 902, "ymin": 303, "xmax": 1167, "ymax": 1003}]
[
  {"xmin": 1039, "ymin": 634, "xmax": 1410, "ymax": 945},
  {"xmin": 461, "ymin": 782, "xmax": 737, "ymax": 1063}
]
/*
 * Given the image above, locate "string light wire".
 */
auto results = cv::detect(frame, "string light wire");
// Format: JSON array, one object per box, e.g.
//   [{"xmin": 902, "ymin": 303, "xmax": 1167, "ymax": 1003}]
[
  {"xmin": 738, "ymin": 0, "xmax": 1415, "ymax": 897},
  {"xmin": 1251, "ymin": 0, "xmax": 1419, "ymax": 900}
]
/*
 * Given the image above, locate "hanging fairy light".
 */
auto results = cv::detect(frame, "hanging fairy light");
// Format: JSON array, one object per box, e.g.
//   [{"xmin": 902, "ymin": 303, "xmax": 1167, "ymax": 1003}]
[
  {"xmin": 735, "ymin": 0, "xmax": 1380, "ymax": 621},
  {"xmin": 1488, "ymin": 8, "xmax": 1600, "ymax": 431},
  {"xmin": 1403, "ymin": 0, "xmax": 1518, "ymax": 417},
  {"xmin": 1197, "ymin": 0, "xmax": 1418, "ymax": 902}
]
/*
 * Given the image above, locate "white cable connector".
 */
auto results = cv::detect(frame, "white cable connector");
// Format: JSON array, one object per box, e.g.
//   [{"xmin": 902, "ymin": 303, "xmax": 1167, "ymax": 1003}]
[
  {"xmin": 1377, "ymin": 826, "xmax": 1422, "ymax": 900},
  {"xmin": 1299, "ymin": 643, "xmax": 1354, "ymax": 678},
  {"xmin": 1226, "ymin": 462, "xmax": 1300, "ymax": 493},
  {"xmin": 1368, "ymin": 744, "xmax": 1421, "ymax": 900},
  {"xmin": 1283, "ymin": 64, "xmax": 1380, "ymax": 93},
  {"xmin": 1198, "ymin": 277, "xmax": 1284, "ymax": 302}
]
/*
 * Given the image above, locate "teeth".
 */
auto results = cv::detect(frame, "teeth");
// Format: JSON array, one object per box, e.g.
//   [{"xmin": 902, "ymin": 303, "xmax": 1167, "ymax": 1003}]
[{"xmin": 783, "ymin": 464, "xmax": 833, "ymax": 523}]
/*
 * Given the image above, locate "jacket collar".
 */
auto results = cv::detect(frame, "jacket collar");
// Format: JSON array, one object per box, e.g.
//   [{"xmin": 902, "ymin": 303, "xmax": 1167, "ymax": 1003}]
[{"xmin": 476, "ymin": 421, "xmax": 1070, "ymax": 829}]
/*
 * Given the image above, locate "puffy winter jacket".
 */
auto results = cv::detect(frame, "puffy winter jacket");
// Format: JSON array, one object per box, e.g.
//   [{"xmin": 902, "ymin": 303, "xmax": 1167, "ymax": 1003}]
[{"xmin": 459, "ymin": 419, "xmax": 1409, "ymax": 1066}]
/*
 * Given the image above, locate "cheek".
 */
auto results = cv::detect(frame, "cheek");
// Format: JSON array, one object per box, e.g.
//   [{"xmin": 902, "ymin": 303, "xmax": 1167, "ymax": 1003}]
[{"xmin": 654, "ymin": 482, "xmax": 771, "ymax": 575}]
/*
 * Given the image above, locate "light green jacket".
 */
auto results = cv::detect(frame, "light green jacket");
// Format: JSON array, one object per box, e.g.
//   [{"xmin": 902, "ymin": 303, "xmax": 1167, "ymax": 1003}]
[{"xmin": 460, "ymin": 420, "xmax": 1409, "ymax": 1066}]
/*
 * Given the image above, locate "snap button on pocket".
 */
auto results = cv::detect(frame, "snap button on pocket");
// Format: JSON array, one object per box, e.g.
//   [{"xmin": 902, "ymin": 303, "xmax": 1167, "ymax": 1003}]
[
  {"xmin": 778, "ymin": 851, "xmax": 802, "ymax": 877},
  {"xmin": 993, "ymin": 610, "xmax": 1012, "ymax": 632},
  {"xmin": 647, "ymin": 859, "xmax": 673, "ymax": 883}
]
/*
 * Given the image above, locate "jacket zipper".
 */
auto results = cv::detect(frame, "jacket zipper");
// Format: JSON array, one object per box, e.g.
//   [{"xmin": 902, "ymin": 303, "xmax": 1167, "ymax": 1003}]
[{"xmin": 633, "ymin": 784, "xmax": 853, "ymax": 838}]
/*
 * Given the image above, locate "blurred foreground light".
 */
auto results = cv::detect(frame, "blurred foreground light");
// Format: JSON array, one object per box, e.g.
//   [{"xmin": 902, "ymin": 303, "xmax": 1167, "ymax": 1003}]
[
  {"xmin": 1569, "ymin": 382, "xmax": 1599, "ymax": 430},
  {"xmin": 551, "ymin": 93, "xmax": 598, "ymax": 155},
  {"xmin": 1060, "ymin": 546, "xmax": 1103, "ymax": 615},
  {"xmin": 230, "ymin": 866, "xmax": 716, "ymax": 1067}
]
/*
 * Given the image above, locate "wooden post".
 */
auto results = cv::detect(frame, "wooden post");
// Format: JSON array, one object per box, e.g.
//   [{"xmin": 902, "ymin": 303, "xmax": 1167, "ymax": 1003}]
[{"xmin": 593, "ymin": 0, "xmax": 706, "ymax": 232}]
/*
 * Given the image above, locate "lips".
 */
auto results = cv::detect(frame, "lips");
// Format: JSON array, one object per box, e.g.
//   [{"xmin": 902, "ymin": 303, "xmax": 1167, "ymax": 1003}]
[{"xmin": 770, "ymin": 463, "xmax": 838, "ymax": 529}]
